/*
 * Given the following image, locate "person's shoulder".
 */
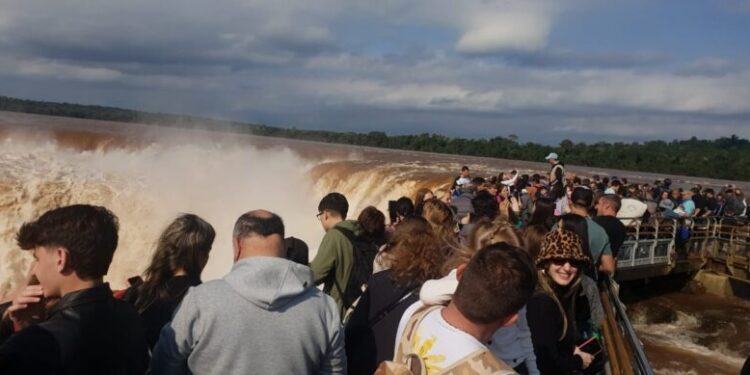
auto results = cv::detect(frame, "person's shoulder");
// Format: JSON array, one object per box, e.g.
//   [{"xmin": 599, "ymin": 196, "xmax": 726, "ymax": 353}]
[
  {"xmin": 179, "ymin": 280, "xmax": 230, "ymax": 304},
  {"xmin": 111, "ymin": 294, "xmax": 145, "ymax": 320},
  {"xmin": 596, "ymin": 215, "xmax": 626, "ymax": 228},
  {"xmin": 325, "ymin": 224, "xmax": 352, "ymax": 242},
  {"xmin": 587, "ymin": 217, "xmax": 608, "ymax": 233},
  {"xmin": 369, "ymin": 269, "xmax": 395, "ymax": 288}
]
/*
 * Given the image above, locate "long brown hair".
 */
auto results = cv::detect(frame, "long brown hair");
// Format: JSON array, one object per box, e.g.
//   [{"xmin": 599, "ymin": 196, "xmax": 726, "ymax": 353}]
[
  {"xmin": 522, "ymin": 224, "xmax": 548, "ymax": 261},
  {"xmin": 134, "ymin": 214, "xmax": 215, "ymax": 313},
  {"xmin": 414, "ymin": 188, "xmax": 434, "ymax": 207},
  {"xmin": 384, "ymin": 216, "xmax": 445, "ymax": 288},
  {"xmin": 421, "ymin": 198, "xmax": 459, "ymax": 248}
]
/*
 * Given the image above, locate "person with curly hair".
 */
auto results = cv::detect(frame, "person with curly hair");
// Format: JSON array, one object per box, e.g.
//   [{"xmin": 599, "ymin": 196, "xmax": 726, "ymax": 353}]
[{"xmin": 345, "ymin": 216, "xmax": 446, "ymax": 375}]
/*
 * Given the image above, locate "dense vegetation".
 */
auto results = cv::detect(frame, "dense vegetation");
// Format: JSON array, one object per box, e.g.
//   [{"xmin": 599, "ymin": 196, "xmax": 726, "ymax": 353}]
[{"xmin": 2, "ymin": 95, "xmax": 749, "ymax": 181}]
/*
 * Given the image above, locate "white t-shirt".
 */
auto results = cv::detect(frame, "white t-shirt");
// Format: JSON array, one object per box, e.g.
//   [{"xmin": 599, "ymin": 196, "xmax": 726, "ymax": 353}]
[
  {"xmin": 456, "ymin": 177, "xmax": 471, "ymax": 186},
  {"xmin": 395, "ymin": 302, "xmax": 486, "ymax": 374}
]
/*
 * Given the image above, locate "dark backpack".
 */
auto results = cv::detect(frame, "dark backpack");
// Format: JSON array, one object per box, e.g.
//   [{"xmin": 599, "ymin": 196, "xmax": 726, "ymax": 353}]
[{"xmin": 333, "ymin": 227, "xmax": 379, "ymax": 314}]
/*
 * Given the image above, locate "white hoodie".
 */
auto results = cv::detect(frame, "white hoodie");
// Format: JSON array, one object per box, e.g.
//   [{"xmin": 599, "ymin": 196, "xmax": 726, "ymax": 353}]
[{"xmin": 419, "ymin": 269, "xmax": 540, "ymax": 375}]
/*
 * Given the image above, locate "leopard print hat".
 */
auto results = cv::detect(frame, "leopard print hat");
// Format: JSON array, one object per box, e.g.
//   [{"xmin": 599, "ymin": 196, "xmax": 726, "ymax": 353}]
[{"xmin": 536, "ymin": 228, "xmax": 591, "ymax": 266}]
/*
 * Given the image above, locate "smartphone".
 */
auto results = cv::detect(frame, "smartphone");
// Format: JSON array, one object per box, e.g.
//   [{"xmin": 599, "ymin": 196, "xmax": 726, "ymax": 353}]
[
  {"xmin": 387, "ymin": 200, "xmax": 398, "ymax": 225},
  {"xmin": 25, "ymin": 275, "xmax": 47, "ymax": 321},
  {"xmin": 578, "ymin": 337, "xmax": 603, "ymax": 357}
]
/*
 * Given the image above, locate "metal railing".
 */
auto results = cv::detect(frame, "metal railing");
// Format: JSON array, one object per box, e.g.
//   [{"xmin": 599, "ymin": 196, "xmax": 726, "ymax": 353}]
[
  {"xmin": 600, "ymin": 277, "xmax": 654, "ymax": 375},
  {"xmin": 615, "ymin": 216, "xmax": 750, "ymax": 271}
]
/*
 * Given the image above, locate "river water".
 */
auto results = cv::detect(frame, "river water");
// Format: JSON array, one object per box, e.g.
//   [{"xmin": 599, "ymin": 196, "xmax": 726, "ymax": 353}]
[
  {"xmin": 0, "ymin": 111, "xmax": 748, "ymax": 374},
  {"xmin": 622, "ymin": 279, "xmax": 748, "ymax": 374}
]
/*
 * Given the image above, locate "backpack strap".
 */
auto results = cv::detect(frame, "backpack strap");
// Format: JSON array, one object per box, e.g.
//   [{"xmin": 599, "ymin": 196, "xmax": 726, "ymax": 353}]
[
  {"xmin": 333, "ymin": 226, "xmax": 357, "ymax": 243},
  {"xmin": 394, "ymin": 305, "xmax": 442, "ymax": 363},
  {"xmin": 371, "ymin": 286, "xmax": 418, "ymax": 328},
  {"xmin": 330, "ymin": 226, "xmax": 358, "ymax": 309}
]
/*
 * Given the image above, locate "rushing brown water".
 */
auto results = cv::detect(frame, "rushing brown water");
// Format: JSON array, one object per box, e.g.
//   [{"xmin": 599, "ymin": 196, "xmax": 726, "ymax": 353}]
[
  {"xmin": 620, "ymin": 278, "xmax": 748, "ymax": 375},
  {"xmin": 1, "ymin": 110, "xmax": 748, "ymax": 374}
]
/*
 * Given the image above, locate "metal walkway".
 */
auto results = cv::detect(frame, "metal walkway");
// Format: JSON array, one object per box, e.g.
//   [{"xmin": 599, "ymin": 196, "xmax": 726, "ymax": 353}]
[{"xmin": 614, "ymin": 216, "xmax": 750, "ymax": 282}]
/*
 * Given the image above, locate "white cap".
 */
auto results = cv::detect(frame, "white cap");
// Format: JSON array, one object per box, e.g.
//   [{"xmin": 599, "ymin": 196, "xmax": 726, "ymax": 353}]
[{"xmin": 544, "ymin": 152, "xmax": 559, "ymax": 160}]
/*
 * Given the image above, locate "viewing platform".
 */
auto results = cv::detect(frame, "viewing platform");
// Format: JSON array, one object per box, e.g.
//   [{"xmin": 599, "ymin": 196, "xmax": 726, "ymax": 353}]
[{"xmin": 615, "ymin": 216, "xmax": 750, "ymax": 296}]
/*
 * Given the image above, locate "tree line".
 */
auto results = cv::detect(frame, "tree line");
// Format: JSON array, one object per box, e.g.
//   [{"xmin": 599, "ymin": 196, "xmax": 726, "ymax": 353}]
[{"xmin": 1, "ymin": 95, "xmax": 748, "ymax": 181}]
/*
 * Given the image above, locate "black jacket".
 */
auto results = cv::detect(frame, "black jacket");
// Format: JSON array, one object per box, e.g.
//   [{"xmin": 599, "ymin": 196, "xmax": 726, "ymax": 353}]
[
  {"xmin": 0, "ymin": 283, "xmax": 149, "ymax": 375},
  {"xmin": 121, "ymin": 275, "xmax": 200, "ymax": 349},
  {"xmin": 527, "ymin": 291, "xmax": 583, "ymax": 375},
  {"xmin": 345, "ymin": 270, "xmax": 419, "ymax": 375}
]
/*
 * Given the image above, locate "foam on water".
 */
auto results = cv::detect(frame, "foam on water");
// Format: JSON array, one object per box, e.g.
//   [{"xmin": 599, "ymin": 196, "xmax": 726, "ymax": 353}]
[
  {"xmin": 0, "ymin": 132, "xmax": 451, "ymax": 299},
  {"xmin": 0, "ymin": 134, "xmax": 329, "ymax": 298},
  {"xmin": 630, "ymin": 299, "xmax": 747, "ymax": 374}
]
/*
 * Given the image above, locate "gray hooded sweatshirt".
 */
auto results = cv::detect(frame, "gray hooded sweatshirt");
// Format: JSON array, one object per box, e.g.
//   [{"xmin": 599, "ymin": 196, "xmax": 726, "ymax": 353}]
[{"xmin": 150, "ymin": 256, "xmax": 346, "ymax": 375}]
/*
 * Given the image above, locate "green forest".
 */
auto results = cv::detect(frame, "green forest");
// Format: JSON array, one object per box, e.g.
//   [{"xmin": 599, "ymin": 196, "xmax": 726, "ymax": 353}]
[{"xmin": 1, "ymin": 95, "xmax": 749, "ymax": 181}]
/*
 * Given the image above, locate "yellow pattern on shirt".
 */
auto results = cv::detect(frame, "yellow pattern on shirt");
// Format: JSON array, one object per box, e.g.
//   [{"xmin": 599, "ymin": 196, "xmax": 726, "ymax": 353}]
[{"xmin": 412, "ymin": 331, "xmax": 447, "ymax": 374}]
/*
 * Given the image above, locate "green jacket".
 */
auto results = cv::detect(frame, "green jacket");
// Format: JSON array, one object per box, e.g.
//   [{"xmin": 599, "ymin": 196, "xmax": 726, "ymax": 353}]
[{"xmin": 310, "ymin": 220, "xmax": 361, "ymax": 318}]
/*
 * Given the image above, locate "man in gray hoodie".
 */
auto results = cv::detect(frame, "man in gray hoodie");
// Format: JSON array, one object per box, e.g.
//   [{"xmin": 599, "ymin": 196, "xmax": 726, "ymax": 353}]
[{"xmin": 150, "ymin": 210, "xmax": 346, "ymax": 375}]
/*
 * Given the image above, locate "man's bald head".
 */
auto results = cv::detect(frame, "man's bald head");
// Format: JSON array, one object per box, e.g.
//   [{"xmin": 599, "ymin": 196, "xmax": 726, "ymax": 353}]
[{"xmin": 232, "ymin": 210, "xmax": 286, "ymax": 260}]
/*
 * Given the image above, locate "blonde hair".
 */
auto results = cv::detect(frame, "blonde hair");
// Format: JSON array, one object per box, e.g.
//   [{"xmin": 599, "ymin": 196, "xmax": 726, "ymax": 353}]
[
  {"xmin": 414, "ymin": 187, "xmax": 434, "ymax": 207},
  {"xmin": 443, "ymin": 218, "xmax": 523, "ymax": 273},
  {"xmin": 434, "ymin": 188, "xmax": 450, "ymax": 202},
  {"xmin": 422, "ymin": 199, "xmax": 458, "ymax": 246}
]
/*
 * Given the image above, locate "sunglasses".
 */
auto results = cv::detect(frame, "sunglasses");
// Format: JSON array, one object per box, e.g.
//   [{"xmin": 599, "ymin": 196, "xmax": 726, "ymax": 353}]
[{"xmin": 550, "ymin": 258, "xmax": 584, "ymax": 268}]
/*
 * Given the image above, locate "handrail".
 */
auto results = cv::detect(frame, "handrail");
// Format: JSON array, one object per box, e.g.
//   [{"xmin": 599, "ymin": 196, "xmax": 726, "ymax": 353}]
[
  {"xmin": 615, "ymin": 215, "xmax": 750, "ymax": 270},
  {"xmin": 601, "ymin": 277, "xmax": 654, "ymax": 375}
]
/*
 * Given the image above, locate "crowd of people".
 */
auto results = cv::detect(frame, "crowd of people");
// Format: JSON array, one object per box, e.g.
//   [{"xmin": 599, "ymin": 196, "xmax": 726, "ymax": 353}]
[{"xmin": 0, "ymin": 152, "xmax": 746, "ymax": 374}]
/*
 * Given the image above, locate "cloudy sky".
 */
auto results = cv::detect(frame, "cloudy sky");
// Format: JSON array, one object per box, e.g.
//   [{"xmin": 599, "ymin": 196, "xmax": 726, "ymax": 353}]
[{"xmin": 1, "ymin": 0, "xmax": 749, "ymax": 143}]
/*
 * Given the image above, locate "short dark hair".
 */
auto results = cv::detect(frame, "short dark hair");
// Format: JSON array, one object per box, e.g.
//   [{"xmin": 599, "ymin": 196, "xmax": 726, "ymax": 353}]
[
  {"xmin": 472, "ymin": 191, "xmax": 499, "ymax": 220},
  {"xmin": 395, "ymin": 197, "xmax": 415, "ymax": 218},
  {"xmin": 318, "ymin": 192, "xmax": 349, "ymax": 219},
  {"xmin": 599, "ymin": 194, "xmax": 622, "ymax": 212},
  {"xmin": 471, "ymin": 177, "xmax": 486, "ymax": 186},
  {"xmin": 461, "ymin": 166, "xmax": 470, "ymax": 172},
  {"xmin": 17, "ymin": 204, "xmax": 119, "ymax": 280},
  {"xmin": 571, "ymin": 187, "xmax": 594, "ymax": 208},
  {"xmin": 233, "ymin": 212, "xmax": 285, "ymax": 239},
  {"xmin": 453, "ymin": 243, "xmax": 537, "ymax": 324}
]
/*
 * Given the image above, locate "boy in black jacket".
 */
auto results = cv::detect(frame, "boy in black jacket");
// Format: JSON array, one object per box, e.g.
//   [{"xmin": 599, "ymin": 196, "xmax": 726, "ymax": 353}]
[{"xmin": 0, "ymin": 204, "xmax": 148, "ymax": 374}]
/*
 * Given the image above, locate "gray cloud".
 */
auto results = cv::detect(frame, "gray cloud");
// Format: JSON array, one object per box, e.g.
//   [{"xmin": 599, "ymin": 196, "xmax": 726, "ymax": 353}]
[
  {"xmin": 482, "ymin": 49, "xmax": 670, "ymax": 69},
  {"xmin": 0, "ymin": 0, "xmax": 749, "ymax": 143}
]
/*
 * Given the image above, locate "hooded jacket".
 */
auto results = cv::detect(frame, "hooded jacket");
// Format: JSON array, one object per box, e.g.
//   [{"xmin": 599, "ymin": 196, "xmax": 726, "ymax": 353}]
[
  {"xmin": 310, "ymin": 219, "xmax": 361, "ymax": 317},
  {"xmin": 150, "ymin": 256, "xmax": 346, "ymax": 375}
]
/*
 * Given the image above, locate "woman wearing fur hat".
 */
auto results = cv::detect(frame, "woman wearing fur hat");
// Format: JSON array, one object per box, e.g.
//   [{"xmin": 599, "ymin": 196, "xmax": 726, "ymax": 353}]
[{"xmin": 526, "ymin": 229, "xmax": 595, "ymax": 374}]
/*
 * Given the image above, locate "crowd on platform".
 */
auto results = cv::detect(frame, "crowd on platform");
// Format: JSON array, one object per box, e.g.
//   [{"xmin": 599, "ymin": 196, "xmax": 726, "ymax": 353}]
[{"xmin": 0, "ymin": 152, "xmax": 746, "ymax": 375}]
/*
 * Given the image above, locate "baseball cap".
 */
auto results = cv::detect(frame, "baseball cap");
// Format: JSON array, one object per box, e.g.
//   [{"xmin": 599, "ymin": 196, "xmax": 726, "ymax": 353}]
[{"xmin": 544, "ymin": 152, "xmax": 559, "ymax": 160}]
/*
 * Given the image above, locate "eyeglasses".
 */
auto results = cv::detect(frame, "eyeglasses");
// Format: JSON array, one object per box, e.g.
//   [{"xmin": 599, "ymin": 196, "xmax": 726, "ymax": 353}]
[
  {"xmin": 550, "ymin": 258, "xmax": 583, "ymax": 268},
  {"xmin": 316, "ymin": 212, "xmax": 324, "ymax": 220}
]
